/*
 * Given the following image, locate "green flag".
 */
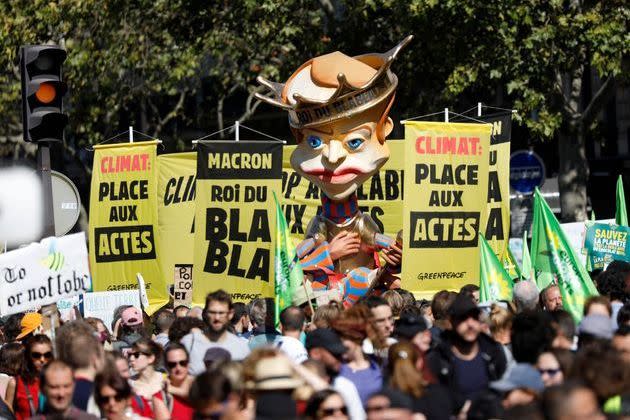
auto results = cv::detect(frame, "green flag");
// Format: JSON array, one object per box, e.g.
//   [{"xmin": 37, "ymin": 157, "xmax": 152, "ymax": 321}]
[
  {"xmin": 521, "ymin": 230, "xmax": 533, "ymax": 281},
  {"xmin": 616, "ymin": 175, "xmax": 628, "ymax": 226},
  {"xmin": 479, "ymin": 234, "xmax": 514, "ymax": 303},
  {"xmin": 503, "ymin": 247, "xmax": 521, "ymax": 280},
  {"xmin": 273, "ymin": 193, "xmax": 304, "ymax": 327},
  {"xmin": 530, "ymin": 188, "xmax": 598, "ymax": 321}
]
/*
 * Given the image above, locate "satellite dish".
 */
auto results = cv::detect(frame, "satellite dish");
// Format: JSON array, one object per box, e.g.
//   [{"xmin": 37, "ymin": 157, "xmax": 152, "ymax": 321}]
[{"xmin": 51, "ymin": 170, "xmax": 81, "ymax": 236}]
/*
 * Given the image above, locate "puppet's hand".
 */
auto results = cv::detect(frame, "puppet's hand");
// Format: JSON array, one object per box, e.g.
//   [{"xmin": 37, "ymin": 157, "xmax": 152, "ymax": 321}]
[
  {"xmin": 382, "ymin": 241, "xmax": 402, "ymax": 267},
  {"xmin": 329, "ymin": 231, "xmax": 361, "ymax": 260}
]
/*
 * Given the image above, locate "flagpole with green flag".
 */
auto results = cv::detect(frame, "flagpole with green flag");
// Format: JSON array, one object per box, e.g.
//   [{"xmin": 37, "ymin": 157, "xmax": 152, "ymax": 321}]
[
  {"xmin": 479, "ymin": 234, "xmax": 514, "ymax": 303},
  {"xmin": 616, "ymin": 175, "xmax": 628, "ymax": 226},
  {"xmin": 503, "ymin": 247, "xmax": 521, "ymax": 280},
  {"xmin": 530, "ymin": 188, "xmax": 598, "ymax": 321},
  {"xmin": 521, "ymin": 230, "xmax": 533, "ymax": 281},
  {"xmin": 273, "ymin": 192, "xmax": 305, "ymax": 328}
]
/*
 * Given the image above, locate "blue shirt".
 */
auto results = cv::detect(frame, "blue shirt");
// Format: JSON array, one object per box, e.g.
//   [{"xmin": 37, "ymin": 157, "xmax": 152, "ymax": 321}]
[
  {"xmin": 339, "ymin": 359, "xmax": 383, "ymax": 406},
  {"xmin": 452, "ymin": 351, "xmax": 489, "ymax": 401}
]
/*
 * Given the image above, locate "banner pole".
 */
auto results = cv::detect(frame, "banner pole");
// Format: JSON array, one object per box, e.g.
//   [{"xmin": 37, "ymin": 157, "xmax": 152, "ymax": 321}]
[
  {"xmin": 129, "ymin": 126, "xmax": 134, "ymax": 143},
  {"xmin": 477, "ymin": 102, "xmax": 482, "ymax": 117},
  {"xmin": 235, "ymin": 121, "xmax": 240, "ymax": 141},
  {"xmin": 444, "ymin": 108, "xmax": 449, "ymax": 122},
  {"xmin": 301, "ymin": 278, "xmax": 315, "ymax": 317}
]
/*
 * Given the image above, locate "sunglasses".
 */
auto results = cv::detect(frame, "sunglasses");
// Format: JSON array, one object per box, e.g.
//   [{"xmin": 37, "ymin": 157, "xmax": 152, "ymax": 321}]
[
  {"xmin": 320, "ymin": 406, "xmax": 348, "ymax": 416},
  {"xmin": 31, "ymin": 351, "xmax": 53, "ymax": 360},
  {"xmin": 538, "ymin": 368, "xmax": 561, "ymax": 376},
  {"xmin": 97, "ymin": 394, "xmax": 125, "ymax": 405},
  {"xmin": 128, "ymin": 351, "xmax": 150, "ymax": 359},
  {"xmin": 167, "ymin": 360, "xmax": 188, "ymax": 369}
]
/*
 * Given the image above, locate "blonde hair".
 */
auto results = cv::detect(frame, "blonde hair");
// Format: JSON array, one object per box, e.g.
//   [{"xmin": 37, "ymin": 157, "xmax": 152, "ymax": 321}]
[
  {"xmin": 312, "ymin": 301, "xmax": 343, "ymax": 329},
  {"xmin": 489, "ymin": 304, "xmax": 513, "ymax": 337},
  {"xmin": 382, "ymin": 290, "xmax": 404, "ymax": 318}
]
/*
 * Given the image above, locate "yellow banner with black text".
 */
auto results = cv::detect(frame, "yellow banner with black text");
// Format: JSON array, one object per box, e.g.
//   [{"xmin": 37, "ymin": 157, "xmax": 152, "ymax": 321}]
[
  {"xmin": 88, "ymin": 141, "xmax": 168, "ymax": 314},
  {"xmin": 192, "ymin": 141, "xmax": 282, "ymax": 304},
  {"xmin": 402, "ymin": 122, "xmax": 491, "ymax": 298}
]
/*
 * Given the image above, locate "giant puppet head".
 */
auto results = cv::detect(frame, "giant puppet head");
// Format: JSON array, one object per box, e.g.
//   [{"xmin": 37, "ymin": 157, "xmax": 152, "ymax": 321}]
[{"xmin": 256, "ymin": 36, "xmax": 412, "ymax": 201}]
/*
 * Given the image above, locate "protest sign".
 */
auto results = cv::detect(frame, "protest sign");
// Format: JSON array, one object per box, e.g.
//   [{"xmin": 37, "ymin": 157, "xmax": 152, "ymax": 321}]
[
  {"xmin": 402, "ymin": 121, "xmax": 491, "ymax": 298},
  {"xmin": 281, "ymin": 141, "xmax": 404, "ymax": 245},
  {"xmin": 173, "ymin": 264, "xmax": 193, "ymax": 307},
  {"xmin": 192, "ymin": 141, "xmax": 282, "ymax": 304},
  {"xmin": 0, "ymin": 232, "xmax": 91, "ymax": 316},
  {"xmin": 157, "ymin": 152, "xmax": 196, "ymax": 287},
  {"xmin": 83, "ymin": 289, "xmax": 141, "ymax": 333},
  {"xmin": 560, "ymin": 219, "xmax": 614, "ymax": 268},
  {"xmin": 478, "ymin": 112, "xmax": 512, "ymax": 260},
  {"xmin": 584, "ymin": 222, "xmax": 630, "ymax": 269},
  {"xmin": 88, "ymin": 141, "xmax": 167, "ymax": 314}
]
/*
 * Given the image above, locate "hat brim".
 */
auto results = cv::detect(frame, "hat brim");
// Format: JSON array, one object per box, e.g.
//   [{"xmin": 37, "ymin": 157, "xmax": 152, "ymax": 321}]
[
  {"xmin": 16, "ymin": 326, "xmax": 37, "ymax": 340},
  {"xmin": 489, "ymin": 378, "xmax": 518, "ymax": 392},
  {"xmin": 255, "ymin": 377, "xmax": 303, "ymax": 391}
]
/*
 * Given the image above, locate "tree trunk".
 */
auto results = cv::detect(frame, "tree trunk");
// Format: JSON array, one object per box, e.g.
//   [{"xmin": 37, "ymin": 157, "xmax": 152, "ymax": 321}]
[{"xmin": 557, "ymin": 123, "xmax": 589, "ymax": 222}]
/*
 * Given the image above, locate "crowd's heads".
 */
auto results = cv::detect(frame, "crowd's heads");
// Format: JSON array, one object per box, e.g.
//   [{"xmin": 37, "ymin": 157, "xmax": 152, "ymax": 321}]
[
  {"xmin": 129, "ymin": 337, "xmax": 162, "ymax": 373},
  {"xmin": 549, "ymin": 310, "xmax": 576, "ymax": 350},
  {"xmin": 366, "ymin": 388, "xmax": 414, "ymax": 420},
  {"xmin": 511, "ymin": 310, "xmax": 554, "ymax": 364},
  {"xmin": 249, "ymin": 298, "xmax": 275, "ymax": 329},
  {"xmin": 583, "ymin": 295, "xmax": 612, "ymax": 317},
  {"xmin": 459, "ymin": 284, "xmax": 480, "ymax": 305},
  {"xmin": 381, "ymin": 290, "xmax": 404, "ymax": 318},
  {"xmin": 173, "ymin": 304, "xmax": 190, "ymax": 318},
  {"xmin": 16, "ymin": 312, "xmax": 43, "ymax": 340},
  {"xmin": 578, "ymin": 314, "xmax": 613, "ymax": 346},
  {"xmin": 252, "ymin": 354, "xmax": 303, "ymax": 391},
  {"xmin": 0, "ymin": 342, "xmax": 23, "ymax": 376},
  {"xmin": 364, "ymin": 296, "xmax": 394, "ymax": 339},
  {"xmin": 540, "ymin": 284, "xmax": 563, "ymax": 311},
  {"xmin": 542, "ymin": 382, "xmax": 605, "ymax": 420},
  {"xmin": 305, "ymin": 389, "xmax": 348, "ymax": 420},
  {"xmin": 513, "ymin": 280, "xmax": 539, "ymax": 312},
  {"xmin": 613, "ymin": 325, "xmax": 630, "ymax": 363},
  {"xmin": 164, "ymin": 342, "xmax": 189, "ymax": 383},
  {"xmin": 153, "ymin": 308, "xmax": 175, "ymax": 334},
  {"xmin": 305, "ymin": 328, "xmax": 347, "ymax": 375},
  {"xmin": 387, "ymin": 341, "xmax": 425, "ymax": 399},
  {"xmin": 312, "ymin": 301, "xmax": 343, "ymax": 329},
  {"xmin": 168, "ymin": 316, "xmax": 206, "ymax": 344},
  {"xmin": 204, "ymin": 289, "xmax": 234, "ymax": 334},
  {"xmin": 204, "ymin": 347, "xmax": 232, "ymax": 370},
  {"xmin": 393, "ymin": 313, "xmax": 430, "ymax": 353},
  {"xmin": 431, "ymin": 290, "xmax": 457, "ymax": 329},
  {"xmin": 56, "ymin": 320, "xmax": 104, "ymax": 371},
  {"xmin": 490, "ymin": 363, "xmax": 544, "ymax": 409},
  {"xmin": 448, "ymin": 293, "xmax": 482, "ymax": 343},
  {"xmin": 596, "ymin": 265, "xmax": 629, "ymax": 302},
  {"xmin": 189, "ymin": 370, "xmax": 239, "ymax": 418},
  {"xmin": 120, "ymin": 307, "xmax": 143, "ymax": 327},
  {"xmin": 23, "ymin": 334, "xmax": 53, "ymax": 380},
  {"xmin": 536, "ymin": 351, "xmax": 565, "ymax": 388},
  {"xmin": 489, "ymin": 303, "xmax": 513, "ymax": 345},
  {"xmin": 280, "ymin": 306, "xmax": 305, "ymax": 333},
  {"xmin": 41, "ymin": 360, "xmax": 75, "ymax": 414},
  {"xmin": 95, "ymin": 369, "xmax": 133, "ymax": 419}
]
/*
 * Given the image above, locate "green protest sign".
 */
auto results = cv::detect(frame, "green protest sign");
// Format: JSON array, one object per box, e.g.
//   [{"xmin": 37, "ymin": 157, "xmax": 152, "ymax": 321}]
[{"xmin": 584, "ymin": 222, "xmax": 630, "ymax": 269}]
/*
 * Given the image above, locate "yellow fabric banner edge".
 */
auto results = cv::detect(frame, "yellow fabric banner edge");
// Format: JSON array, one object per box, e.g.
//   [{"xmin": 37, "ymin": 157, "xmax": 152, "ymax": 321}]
[{"xmin": 92, "ymin": 140, "xmax": 159, "ymax": 150}]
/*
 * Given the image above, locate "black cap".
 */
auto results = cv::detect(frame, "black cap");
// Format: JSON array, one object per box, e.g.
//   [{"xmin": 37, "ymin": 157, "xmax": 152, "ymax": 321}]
[
  {"xmin": 255, "ymin": 391, "xmax": 297, "ymax": 420},
  {"xmin": 305, "ymin": 328, "xmax": 347, "ymax": 358},
  {"xmin": 448, "ymin": 293, "xmax": 480, "ymax": 320},
  {"xmin": 394, "ymin": 314, "xmax": 428, "ymax": 340}
]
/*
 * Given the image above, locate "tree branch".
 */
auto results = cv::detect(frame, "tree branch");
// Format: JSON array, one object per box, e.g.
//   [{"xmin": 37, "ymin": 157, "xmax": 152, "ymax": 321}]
[
  {"xmin": 582, "ymin": 76, "xmax": 615, "ymax": 125},
  {"xmin": 152, "ymin": 91, "xmax": 187, "ymax": 137}
]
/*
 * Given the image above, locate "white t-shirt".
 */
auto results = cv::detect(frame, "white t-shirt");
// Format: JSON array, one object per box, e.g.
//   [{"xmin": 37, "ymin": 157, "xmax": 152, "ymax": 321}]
[
  {"xmin": 333, "ymin": 375, "xmax": 366, "ymax": 420},
  {"xmin": 181, "ymin": 330, "xmax": 250, "ymax": 376},
  {"xmin": 277, "ymin": 335, "xmax": 308, "ymax": 364}
]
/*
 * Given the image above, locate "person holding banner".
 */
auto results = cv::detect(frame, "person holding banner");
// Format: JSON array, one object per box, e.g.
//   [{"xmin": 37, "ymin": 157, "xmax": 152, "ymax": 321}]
[
  {"xmin": 256, "ymin": 37, "xmax": 413, "ymax": 307},
  {"xmin": 14, "ymin": 335, "xmax": 53, "ymax": 420}
]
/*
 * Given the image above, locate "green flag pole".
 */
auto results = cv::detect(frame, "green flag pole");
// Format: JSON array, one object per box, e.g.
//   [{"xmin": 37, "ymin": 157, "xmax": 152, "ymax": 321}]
[{"xmin": 616, "ymin": 175, "xmax": 628, "ymax": 226}]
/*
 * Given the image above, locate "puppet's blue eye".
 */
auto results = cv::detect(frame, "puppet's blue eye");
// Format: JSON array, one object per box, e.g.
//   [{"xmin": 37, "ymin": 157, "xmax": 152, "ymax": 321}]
[
  {"xmin": 307, "ymin": 135, "xmax": 322, "ymax": 148},
  {"xmin": 347, "ymin": 138, "xmax": 364, "ymax": 150}
]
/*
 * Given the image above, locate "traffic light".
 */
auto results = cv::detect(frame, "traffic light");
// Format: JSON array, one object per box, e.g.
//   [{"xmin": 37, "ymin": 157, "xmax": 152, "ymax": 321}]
[{"xmin": 20, "ymin": 45, "xmax": 68, "ymax": 143}]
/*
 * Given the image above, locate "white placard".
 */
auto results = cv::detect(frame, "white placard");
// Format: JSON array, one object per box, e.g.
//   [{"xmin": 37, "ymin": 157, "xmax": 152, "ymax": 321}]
[
  {"xmin": 560, "ymin": 219, "xmax": 614, "ymax": 267},
  {"xmin": 0, "ymin": 232, "xmax": 91, "ymax": 316},
  {"xmin": 83, "ymin": 289, "xmax": 141, "ymax": 332}
]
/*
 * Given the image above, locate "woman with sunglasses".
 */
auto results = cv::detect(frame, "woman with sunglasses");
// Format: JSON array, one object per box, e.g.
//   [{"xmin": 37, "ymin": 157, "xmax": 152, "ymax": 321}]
[
  {"xmin": 536, "ymin": 351, "xmax": 565, "ymax": 387},
  {"xmin": 164, "ymin": 343, "xmax": 194, "ymax": 420},
  {"xmin": 14, "ymin": 335, "xmax": 52, "ymax": 420},
  {"xmin": 95, "ymin": 370, "xmax": 150, "ymax": 420},
  {"xmin": 127, "ymin": 339, "xmax": 169, "ymax": 420},
  {"xmin": 304, "ymin": 390, "xmax": 349, "ymax": 420}
]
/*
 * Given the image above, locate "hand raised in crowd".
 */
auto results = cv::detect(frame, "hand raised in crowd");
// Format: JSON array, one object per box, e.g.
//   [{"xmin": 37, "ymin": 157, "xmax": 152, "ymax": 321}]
[
  {"xmin": 329, "ymin": 231, "xmax": 361, "ymax": 261},
  {"xmin": 382, "ymin": 241, "xmax": 403, "ymax": 267}
]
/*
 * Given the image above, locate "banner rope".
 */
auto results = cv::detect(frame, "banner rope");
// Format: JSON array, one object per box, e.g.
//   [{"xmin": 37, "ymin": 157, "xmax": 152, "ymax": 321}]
[
  {"xmin": 85, "ymin": 129, "xmax": 160, "ymax": 151},
  {"xmin": 191, "ymin": 123, "xmax": 286, "ymax": 144}
]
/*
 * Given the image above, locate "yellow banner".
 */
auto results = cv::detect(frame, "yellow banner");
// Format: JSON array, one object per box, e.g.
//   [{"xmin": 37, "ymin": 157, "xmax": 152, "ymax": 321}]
[
  {"xmin": 192, "ymin": 141, "xmax": 282, "ymax": 305},
  {"xmin": 157, "ymin": 152, "xmax": 196, "ymax": 303},
  {"xmin": 88, "ymin": 141, "xmax": 167, "ymax": 314},
  {"xmin": 402, "ymin": 122, "xmax": 491, "ymax": 298},
  {"xmin": 282, "ymin": 141, "xmax": 404, "ymax": 246}
]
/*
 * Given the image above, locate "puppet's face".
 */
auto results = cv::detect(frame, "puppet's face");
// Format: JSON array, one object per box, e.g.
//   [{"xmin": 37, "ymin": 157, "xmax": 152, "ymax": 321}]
[{"xmin": 291, "ymin": 107, "xmax": 392, "ymax": 201}]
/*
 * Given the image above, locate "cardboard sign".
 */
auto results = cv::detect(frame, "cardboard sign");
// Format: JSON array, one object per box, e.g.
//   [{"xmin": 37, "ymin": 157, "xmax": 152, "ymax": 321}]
[
  {"xmin": 83, "ymin": 289, "xmax": 141, "ymax": 332},
  {"xmin": 0, "ymin": 232, "xmax": 91, "ymax": 316},
  {"xmin": 173, "ymin": 264, "xmax": 193, "ymax": 307},
  {"xmin": 584, "ymin": 222, "xmax": 630, "ymax": 269}
]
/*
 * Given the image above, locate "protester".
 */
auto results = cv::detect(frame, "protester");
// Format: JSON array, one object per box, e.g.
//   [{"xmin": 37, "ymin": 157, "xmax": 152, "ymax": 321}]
[
  {"xmin": 596, "ymin": 267, "xmax": 628, "ymax": 329},
  {"xmin": 618, "ymin": 302, "xmax": 630, "ymax": 327},
  {"xmin": 612, "ymin": 325, "xmax": 630, "ymax": 363},
  {"xmin": 248, "ymin": 298, "xmax": 281, "ymax": 349},
  {"xmin": 305, "ymin": 328, "xmax": 365, "ymax": 420},
  {"xmin": 489, "ymin": 363, "xmax": 544, "ymax": 410},
  {"xmin": 112, "ymin": 307, "xmax": 145, "ymax": 354},
  {"xmin": 428, "ymin": 290, "xmax": 457, "ymax": 344},
  {"xmin": 542, "ymin": 382, "xmax": 605, "ymax": 420},
  {"xmin": 151, "ymin": 310, "xmax": 174, "ymax": 348},
  {"xmin": 511, "ymin": 310, "xmax": 554, "ymax": 364},
  {"xmin": 127, "ymin": 338, "xmax": 169, "ymax": 419},
  {"xmin": 362, "ymin": 296, "xmax": 396, "ymax": 357},
  {"xmin": 488, "ymin": 304, "xmax": 514, "ymax": 368},
  {"xmin": 365, "ymin": 388, "xmax": 415, "ymax": 420},
  {"xmin": 163, "ymin": 343, "xmax": 194, "ymax": 419},
  {"xmin": 387, "ymin": 340, "xmax": 453, "ymax": 419},
  {"xmin": 15, "ymin": 335, "xmax": 52, "ymax": 420},
  {"xmin": 312, "ymin": 302, "xmax": 343, "ymax": 329},
  {"xmin": 0, "ymin": 342, "xmax": 22, "ymax": 410},
  {"xmin": 173, "ymin": 305, "xmax": 190, "ymax": 318},
  {"xmin": 203, "ymin": 347, "xmax": 232, "ymax": 371},
  {"xmin": 95, "ymin": 369, "xmax": 150, "ymax": 420},
  {"xmin": 584, "ymin": 296, "xmax": 612, "ymax": 318},
  {"xmin": 460, "ymin": 284, "xmax": 480, "ymax": 305},
  {"xmin": 540, "ymin": 284, "xmax": 563, "ymax": 311},
  {"xmin": 536, "ymin": 351, "xmax": 565, "ymax": 387},
  {"xmin": 84, "ymin": 318, "xmax": 112, "ymax": 350},
  {"xmin": 427, "ymin": 293, "xmax": 507, "ymax": 409},
  {"xmin": 108, "ymin": 352, "xmax": 131, "ymax": 380},
  {"xmin": 381, "ymin": 290, "xmax": 404, "ymax": 318},
  {"xmin": 577, "ymin": 314, "xmax": 613, "ymax": 347},
  {"xmin": 188, "ymin": 371, "xmax": 242, "ymax": 419},
  {"xmin": 332, "ymin": 304, "xmax": 383, "ymax": 406},
  {"xmin": 393, "ymin": 312, "xmax": 431, "ymax": 354},
  {"xmin": 230, "ymin": 302, "xmax": 252, "ymax": 339},
  {"xmin": 549, "ymin": 310, "xmax": 576, "ymax": 350},
  {"xmin": 29, "ymin": 360, "xmax": 98, "ymax": 419},
  {"xmin": 277, "ymin": 306, "xmax": 308, "ymax": 363},
  {"xmin": 304, "ymin": 390, "xmax": 349, "ymax": 420},
  {"xmin": 3, "ymin": 314, "xmax": 25, "ymax": 343},
  {"xmin": 512, "ymin": 280, "xmax": 539, "ymax": 312}
]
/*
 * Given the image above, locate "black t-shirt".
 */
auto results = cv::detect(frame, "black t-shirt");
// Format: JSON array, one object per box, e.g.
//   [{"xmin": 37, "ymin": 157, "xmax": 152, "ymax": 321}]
[
  {"xmin": 451, "ymin": 351, "xmax": 489, "ymax": 401},
  {"xmin": 72, "ymin": 378, "xmax": 94, "ymax": 411},
  {"xmin": 413, "ymin": 383, "xmax": 454, "ymax": 420}
]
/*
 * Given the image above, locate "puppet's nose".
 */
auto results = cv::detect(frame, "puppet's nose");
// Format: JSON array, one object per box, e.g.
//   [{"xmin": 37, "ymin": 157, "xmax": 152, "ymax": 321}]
[{"xmin": 323, "ymin": 140, "xmax": 347, "ymax": 164}]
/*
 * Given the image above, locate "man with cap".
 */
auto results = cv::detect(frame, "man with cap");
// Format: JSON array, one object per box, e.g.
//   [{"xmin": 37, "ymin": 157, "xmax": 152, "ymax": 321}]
[
  {"xmin": 578, "ymin": 313, "xmax": 613, "ymax": 348},
  {"xmin": 490, "ymin": 363, "xmax": 545, "ymax": 410},
  {"xmin": 16, "ymin": 313, "xmax": 43, "ymax": 342},
  {"xmin": 426, "ymin": 293, "xmax": 507, "ymax": 409},
  {"xmin": 306, "ymin": 328, "xmax": 365, "ymax": 420}
]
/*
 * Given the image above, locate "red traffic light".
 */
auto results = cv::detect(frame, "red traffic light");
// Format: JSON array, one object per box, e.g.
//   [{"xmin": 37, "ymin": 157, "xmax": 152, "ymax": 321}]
[{"xmin": 35, "ymin": 82, "xmax": 57, "ymax": 104}]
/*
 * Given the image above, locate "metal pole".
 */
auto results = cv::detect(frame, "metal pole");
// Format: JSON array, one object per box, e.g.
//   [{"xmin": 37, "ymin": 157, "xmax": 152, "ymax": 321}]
[
  {"xmin": 477, "ymin": 102, "xmax": 482, "ymax": 117},
  {"xmin": 444, "ymin": 108, "xmax": 449, "ymax": 123},
  {"xmin": 129, "ymin": 126, "xmax": 134, "ymax": 143},
  {"xmin": 235, "ymin": 121, "xmax": 240, "ymax": 141},
  {"xmin": 37, "ymin": 143, "xmax": 55, "ymax": 237}
]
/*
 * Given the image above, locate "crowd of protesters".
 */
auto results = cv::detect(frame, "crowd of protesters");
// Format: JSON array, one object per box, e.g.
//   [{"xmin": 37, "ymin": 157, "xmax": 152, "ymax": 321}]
[{"xmin": 0, "ymin": 261, "xmax": 629, "ymax": 420}]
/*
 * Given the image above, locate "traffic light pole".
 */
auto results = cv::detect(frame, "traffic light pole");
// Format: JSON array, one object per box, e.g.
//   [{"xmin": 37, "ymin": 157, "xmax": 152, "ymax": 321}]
[{"xmin": 37, "ymin": 143, "xmax": 56, "ymax": 237}]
